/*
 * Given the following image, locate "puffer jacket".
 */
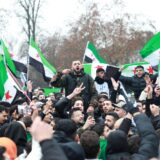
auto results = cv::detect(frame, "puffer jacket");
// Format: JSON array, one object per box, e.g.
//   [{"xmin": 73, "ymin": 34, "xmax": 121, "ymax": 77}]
[{"xmin": 120, "ymin": 73, "xmax": 157, "ymax": 100}]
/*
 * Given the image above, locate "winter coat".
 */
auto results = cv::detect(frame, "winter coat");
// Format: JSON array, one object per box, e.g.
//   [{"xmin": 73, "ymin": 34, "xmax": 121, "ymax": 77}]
[
  {"xmin": 50, "ymin": 70, "xmax": 98, "ymax": 109},
  {"xmin": 53, "ymin": 131, "xmax": 85, "ymax": 160},
  {"xmin": 120, "ymin": 73, "xmax": 157, "ymax": 100}
]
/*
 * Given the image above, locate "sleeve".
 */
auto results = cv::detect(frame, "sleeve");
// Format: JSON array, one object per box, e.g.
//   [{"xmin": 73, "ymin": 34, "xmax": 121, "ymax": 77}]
[
  {"xmin": 50, "ymin": 72, "xmax": 67, "ymax": 88},
  {"xmin": 145, "ymin": 98, "xmax": 153, "ymax": 117},
  {"xmin": 119, "ymin": 118, "xmax": 132, "ymax": 135},
  {"xmin": 133, "ymin": 113, "xmax": 159, "ymax": 158},
  {"xmin": 88, "ymin": 75, "xmax": 98, "ymax": 102},
  {"xmin": 55, "ymin": 97, "xmax": 70, "ymax": 117},
  {"xmin": 119, "ymin": 75, "xmax": 132, "ymax": 86}
]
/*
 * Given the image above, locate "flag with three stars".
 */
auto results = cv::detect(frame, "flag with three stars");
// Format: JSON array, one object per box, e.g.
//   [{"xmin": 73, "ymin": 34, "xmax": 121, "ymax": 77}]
[
  {"xmin": 0, "ymin": 55, "xmax": 18, "ymax": 103},
  {"xmin": 29, "ymin": 38, "xmax": 57, "ymax": 82},
  {"xmin": 122, "ymin": 61, "xmax": 155, "ymax": 77},
  {"xmin": 83, "ymin": 62, "xmax": 156, "ymax": 79}
]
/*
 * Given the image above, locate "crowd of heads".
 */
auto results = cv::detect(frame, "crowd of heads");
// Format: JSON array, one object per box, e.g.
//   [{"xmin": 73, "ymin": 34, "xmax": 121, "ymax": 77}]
[{"xmin": 0, "ymin": 61, "xmax": 160, "ymax": 159}]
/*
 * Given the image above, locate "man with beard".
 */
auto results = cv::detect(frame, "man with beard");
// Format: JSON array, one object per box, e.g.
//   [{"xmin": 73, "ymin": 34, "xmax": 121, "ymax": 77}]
[{"xmin": 50, "ymin": 60, "xmax": 97, "ymax": 110}]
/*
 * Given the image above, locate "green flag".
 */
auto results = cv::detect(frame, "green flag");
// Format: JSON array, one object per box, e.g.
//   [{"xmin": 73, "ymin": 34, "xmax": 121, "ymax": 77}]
[
  {"xmin": 0, "ymin": 55, "xmax": 17, "ymax": 103},
  {"xmin": 29, "ymin": 38, "xmax": 57, "ymax": 82},
  {"xmin": 140, "ymin": 32, "xmax": 160, "ymax": 66},
  {"xmin": 0, "ymin": 40, "xmax": 17, "ymax": 76},
  {"xmin": 122, "ymin": 61, "xmax": 155, "ymax": 77},
  {"xmin": 83, "ymin": 41, "xmax": 107, "ymax": 64}
]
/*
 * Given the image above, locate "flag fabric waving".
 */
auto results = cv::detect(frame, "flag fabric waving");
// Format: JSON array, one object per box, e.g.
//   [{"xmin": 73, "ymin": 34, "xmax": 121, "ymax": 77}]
[
  {"xmin": 83, "ymin": 62, "xmax": 156, "ymax": 79},
  {"xmin": 83, "ymin": 63, "xmax": 119, "ymax": 79},
  {"xmin": 29, "ymin": 38, "xmax": 57, "ymax": 82},
  {"xmin": 0, "ymin": 55, "xmax": 18, "ymax": 103},
  {"xmin": 83, "ymin": 41, "xmax": 107, "ymax": 64},
  {"xmin": 83, "ymin": 63, "xmax": 108, "ymax": 79},
  {"xmin": 0, "ymin": 40, "xmax": 17, "ymax": 76},
  {"xmin": 140, "ymin": 32, "xmax": 160, "ymax": 66},
  {"xmin": 122, "ymin": 61, "xmax": 155, "ymax": 77}
]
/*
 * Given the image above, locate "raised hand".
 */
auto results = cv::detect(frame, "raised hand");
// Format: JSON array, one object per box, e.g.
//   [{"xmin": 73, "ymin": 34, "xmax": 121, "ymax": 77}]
[
  {"xmin": 111, "ymin": 77, "xmax": 119, "ymax": 90},
  {"xmin": 144, "ymin": 74, "xmax": 152, "ymax": 85},
  {"xmin": 73, "ymin": 83, "xmax": 85, "ymax": 96}
]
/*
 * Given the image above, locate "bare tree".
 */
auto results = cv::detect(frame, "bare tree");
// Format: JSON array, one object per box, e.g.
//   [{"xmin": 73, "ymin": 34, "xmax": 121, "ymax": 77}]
[
  {"xmin": 16, "ymin": 0, "xmax": 43, "ymax": 41},
  {"xmin": 0, "ymin": 9, "xmax": 10, "ymax": 36}
]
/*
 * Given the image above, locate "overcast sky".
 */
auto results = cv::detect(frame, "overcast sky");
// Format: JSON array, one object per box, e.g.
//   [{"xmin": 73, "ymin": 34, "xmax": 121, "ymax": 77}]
[{"xmin": 0, "ymin": 0, "xmax": 160, "ymax": 44}]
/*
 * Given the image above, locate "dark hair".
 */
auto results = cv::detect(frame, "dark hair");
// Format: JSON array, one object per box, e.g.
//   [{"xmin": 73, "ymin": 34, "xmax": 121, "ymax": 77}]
[
  {"xmin": 96, "ymin": 68, "xmax": 105, "ymax": 73},
  {"xmin": 55, "ymin": 119, "xmax": 77, "ymax": 139},
  {"xmin": 21, "ymin": 116, "xmax": 33, "ymax": 128},
  {"xmin": 70, "ymin": 108, "xmax": 82, "ymax": 118},
  {"xmin": 91, "ymin": 124, "xmax": 105, "ymax": 136},
  {"xmin": 71, "ymin": 96, "xmax": 84, "ymax": 107},
  {"xmin": 80, "ymin": 130, "xmax": 100, "ymax": 159},
  {"xmin": 105, "ymin": 112, "xmax": 119, "ymax": 121},
  {"xmin": 135, "ymin": 65, "xmax": 144, "ymax": 70},
  {"xmin": 9, "ymin": 105, "xmax": 18, "ymax": 116},
  {"xmin": 0, "ymin": 105, "xmax": 8, "ymax": 113},
  {"xmin": 0, "ymin": 146, "xmax": 6, "ymax": 160}
]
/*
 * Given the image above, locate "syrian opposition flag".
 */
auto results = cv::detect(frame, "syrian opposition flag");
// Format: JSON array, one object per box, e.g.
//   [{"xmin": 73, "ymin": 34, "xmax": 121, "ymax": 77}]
[
  {"xmin": 11, "ymin": 54, "xmax": 28, "ymax": 84},
  {"xmin": 0, "ymin": 55, "xmax": 19, "ymax": 103},
  {"xmin": 29, "ymin": 38, "xmax": 57, "ymax": 82},
  {"xmin": 83, "ymin": 63, "xmax": 119, "ymax": 79},
  {"xmin": 121, "ymin": 62, "xmax": 156, "ymax": 77},
  {"xmin": 0, "ymin": 40, "xmax": 17, "ymax": 76},
  {"xmin": 140, "ymin": 32, "xmax": 160, "ymax": 66},
  {"xmin": 0, "ymin": 40, "xmax": 27, "ymax": 85},
  {"xmin": 83, "ymin": 41, "xmax": 107, "ymax": 64}
]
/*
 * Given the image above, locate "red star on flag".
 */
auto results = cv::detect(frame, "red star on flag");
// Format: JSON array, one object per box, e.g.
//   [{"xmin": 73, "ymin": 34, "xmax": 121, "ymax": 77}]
[
  {"xmin": 95, "ymin": 65, "xmax": 104, "ymax": 69},
  {"xmin": 5, "ymin": 91, "xmax": 12, "ymax": 100},
  {"xmin": 147, "ymin": 66, "xmax": 153, "ymax": 74}
]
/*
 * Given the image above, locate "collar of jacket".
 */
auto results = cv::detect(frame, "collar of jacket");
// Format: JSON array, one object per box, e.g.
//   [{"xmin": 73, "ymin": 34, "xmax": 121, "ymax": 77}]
[
  {"xmin": 95, "ymin": 76, "xmax": 105, "ymax": 84},
  {"xmin": 70, "ymin": 70, "xmax": 85, "ymax": 77}
]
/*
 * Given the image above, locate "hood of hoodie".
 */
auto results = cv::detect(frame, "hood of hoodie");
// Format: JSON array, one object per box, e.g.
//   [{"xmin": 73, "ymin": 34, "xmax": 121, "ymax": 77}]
[{"xmin": 106, "ymin": 130, "xmax": 129, "ymax": 154}]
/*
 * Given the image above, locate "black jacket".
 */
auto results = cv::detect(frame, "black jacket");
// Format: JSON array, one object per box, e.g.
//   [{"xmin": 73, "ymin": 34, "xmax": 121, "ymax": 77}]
[
  {"xmin": 120, "ymin": 73, "xmax": 157, "ymax": 100},
  {"xmin": 40, "ymin": 139, "xmax": 68, "ymax": 160},
  {"xmin": 50, "ymin": 70, "xmax": 97, "ymax": 109},
  {"xmin": 53, "ymin": 131, "xmax": 85, "ymax": 160}
]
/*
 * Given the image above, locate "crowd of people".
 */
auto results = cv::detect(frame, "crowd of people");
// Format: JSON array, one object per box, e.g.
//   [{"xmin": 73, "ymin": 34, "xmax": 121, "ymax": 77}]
[{"xmin": 0, "ymin": 59, "xmax": 160, "ymax": 160}]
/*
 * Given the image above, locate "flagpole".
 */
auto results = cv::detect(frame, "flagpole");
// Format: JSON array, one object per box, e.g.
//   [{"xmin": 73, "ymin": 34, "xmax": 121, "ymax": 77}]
[
  {"xmin": 6, "ymin": 66, "xmax": 31, "ymax": 102},
  {"xmin": 82, "ymin": 41, "xmax": 89, "ymax": 63},
  {"xmin": 27, "ymin": 41, "xmax": 30, "ymax": 83}
]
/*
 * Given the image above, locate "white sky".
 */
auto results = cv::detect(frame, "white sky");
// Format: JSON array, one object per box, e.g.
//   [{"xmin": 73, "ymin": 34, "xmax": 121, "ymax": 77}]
[{"xmin": 0, "ymin": 0, "xmax": 160, "ymax": 43}]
